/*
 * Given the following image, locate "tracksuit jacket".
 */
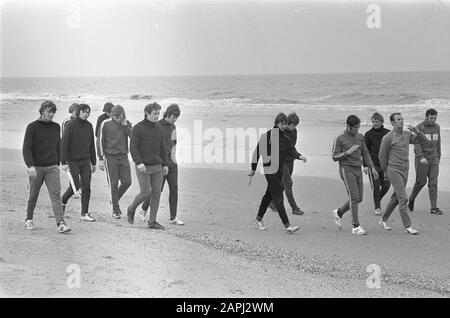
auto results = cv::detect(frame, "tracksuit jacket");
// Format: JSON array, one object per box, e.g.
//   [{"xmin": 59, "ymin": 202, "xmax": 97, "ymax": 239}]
[
  {"xmin": 97, "ymin": 119, "xmax": 132, "ymax": 160},
  {"xmin": 332, "ymin": 130, "xmax": 374, "ymax": 169},
  {"xmin": 414, "ymin": 121, "xmax": 441, "ymax": 164}
]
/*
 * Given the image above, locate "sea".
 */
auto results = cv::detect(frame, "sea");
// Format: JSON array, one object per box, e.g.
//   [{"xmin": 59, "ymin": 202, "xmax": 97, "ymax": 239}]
[{"xmin": 1, "ymin": 71, "xmax": 449, "ymax": 190}]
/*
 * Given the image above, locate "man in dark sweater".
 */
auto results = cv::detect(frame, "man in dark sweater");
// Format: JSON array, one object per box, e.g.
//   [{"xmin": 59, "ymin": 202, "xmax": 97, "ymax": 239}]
[
  {"xmin": 95, "ymin": 102, "xmax": 114, "ymax": 137},
  {"xmin": 139, "ymin": 104, "xmax": 184, "ymax": 225},
  {"xmin": 364, "ymin": 112, "xmax": 390, "ymax": 215},
  {"xmin": 61, "ymin": 103, "xmax": 79, "ymax": 135},
  {"xmin": 97, "ymin": 105, "xmax": 132, "ymax": 219},
  {"xmin": 61, "ymin": 103, "xmax": 97, "ymax": 222},
  {"xmin": 127, "ymin": 102, "xmax": 168, "ymax": 229},
  {"xmin": 249, "ymin": 113, "xmax": 304, "ymax": 234},
  {"xmin": 22, "ymin": 101, "xmax": 71, "ymax": 233}
]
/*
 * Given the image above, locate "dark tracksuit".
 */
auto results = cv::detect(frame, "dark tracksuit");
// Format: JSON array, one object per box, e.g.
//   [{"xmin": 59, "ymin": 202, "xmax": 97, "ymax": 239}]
[
  {"xmin": 332, "ymin": 130, "xmax": 374, "ymax": 227},
  {"xmin": 61, "ymin": 118, "xmax": 96, "ymax": 215},
  {"xmin": 129, "ymin": 119, "xmax": 168, "ymax": 224},
  {"xmin": 95, "ymin": 113, "xmax": 110, "ymax": 137},
  {"xmin": 97, "ymin": 118, "xmax": 132, "ymax": 214},
  {"xmin": 142, "ymin": 118, "xmax": 179, "ymax": 220},
  {"xmin": 280, "ymin": 128, "xmax": 300, "ymax": 211},
  {"xmin": 22, "ymin": 120, "xmax": 64, "ymax": 225},
  {"xmin": 379, "ymin": 128, "xmax": 426, "ymax": 228},
  {"xmin": 364, "ymin": 125, "xmax": 391, "ymax": 210},
  {"xmin": 252, "ymin": 127, "xmax": 302, "ymax": 227},
  {"xmin": 409, "ymin": 121, "xmax": 441, "ymax": 209}
]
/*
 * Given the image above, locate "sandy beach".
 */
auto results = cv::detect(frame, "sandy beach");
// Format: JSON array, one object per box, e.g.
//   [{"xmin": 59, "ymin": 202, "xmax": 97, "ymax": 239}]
[{"xmin": 1, "ymin": 147, "xmax": 449, "ymax": 297}]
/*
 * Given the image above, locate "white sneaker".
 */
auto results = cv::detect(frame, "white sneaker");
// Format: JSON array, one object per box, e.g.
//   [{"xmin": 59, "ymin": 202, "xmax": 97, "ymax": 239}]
[
  {"xmin": 405, "ymin": 227, "xmax": 419, "ymax": 235},
  {"xmin": 25, "ymin": 219, "xmax": 34, "ymax": 230},
  {"xmin": 138, "ymin": 207, "xmax": 147, "ymax": 222},
  {"xmin": 374, "ymin": 208, "xmax": 382, "ymax": 216},
  {"xmin": 57, "ymin": 222, "xmax": 71, "ymax": 234},
  {"xmin": 378, "ymin": 219, "xmax": 391, "ymax": 230},
  {"xmin": 285, "ymin": 225, "xmax": 300, "ymax": 233},
  {"xmin": 352, "ymin": 226, "xmax": 367, "ymax": 235},
  {"xmin": 332, "ymin": 209, "xmax": 342, "ymax": 229},
  {"xmin": 80, "ymin": 214, "xmax": 95, "ymax": 222},
  {"xmin": 255, "ymin": 219, "xmax": 267, "ymax": 230},
  {"xmin": 169, "ymin": 218, "xmax": 185, "ymax": 225}
]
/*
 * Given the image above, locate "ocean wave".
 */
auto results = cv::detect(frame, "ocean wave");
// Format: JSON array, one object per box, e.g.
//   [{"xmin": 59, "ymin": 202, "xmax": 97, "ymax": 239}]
[
  {"xmin": 0, "ymin": 92, "xmax": 110, "ymax": 102},
  {"xmin": 129, "ymin": 94, "xmax": 153, "ymax": 100}
]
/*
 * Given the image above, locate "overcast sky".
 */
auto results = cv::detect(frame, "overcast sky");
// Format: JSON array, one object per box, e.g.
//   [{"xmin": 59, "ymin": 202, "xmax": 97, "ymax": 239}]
[{"xmin": 1, "ymin": 0, "xmax": 450, "ymax": 77}]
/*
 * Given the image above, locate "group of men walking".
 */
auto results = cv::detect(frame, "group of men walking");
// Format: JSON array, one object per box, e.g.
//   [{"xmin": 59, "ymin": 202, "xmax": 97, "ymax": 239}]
[
  {"xmin": 22, "ymin": 100, "xmax": 183, "ymax": 233},
  {"xmin": 22, "ymin": 100, "xmax": 442, "ymax": 236},
  {"xmin": 331, "ymin": 109, "xmax": 442, "ymax": 236}
]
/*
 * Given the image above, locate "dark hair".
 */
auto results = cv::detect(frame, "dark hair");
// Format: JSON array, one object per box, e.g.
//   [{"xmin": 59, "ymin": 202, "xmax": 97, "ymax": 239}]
[
  {"xmin": 69, "ymin": 103, "xmax": 79, "ymax": 113},
  {"xmin": 287, "ymin": 112, "xmax": 300, "ymax": 125},
  {"xmin": 164, "ymin": 103, "xmax": 181, "ymax": 119},
  {"xmin": 274, "ymin": 112, "xmax": 287, "ymax": 126},
  {"xmin": 76, "ymin": 104, "xmax": 91, "ymax": 116},
  {"xmin": 389, "ymin": 112, "xmax": 402, "ymax": 123},
  {"xmin": 39, "ymin": 100, "xmax": 57, "ymax": 114},
  {"xmin": 144, "ymin": 102, "xmax": 161, "ymax": 116},
  {"xmin": 425, "ymin": 108, "xmax": 437, "ymax": 117},
  {"xmin": 371, "ymin": 112, "xmax": 384, "ymax": 123},
  {"xmin": 346, "ymin": 115, "xmax": 361, "ymax": 127},
  {"xmin": 103, "ymin": 102, "xmax": 114, "ymax": 113}
]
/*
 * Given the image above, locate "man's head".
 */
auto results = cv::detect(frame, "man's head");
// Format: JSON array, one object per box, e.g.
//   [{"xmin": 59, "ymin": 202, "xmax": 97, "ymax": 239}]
[
  {"xmin": 39, "ymin": 100, "xmax": 57, "ymax": 122},
  {"xmin": 346, "ymin": 115, "xmax": 361, "ymax": 135},
  {"xmin": 287, "ymin": 112, "xmax": 299, "ymax": 131},
  {"xmin": 69, "ymin": 103, "xmax": 79, "ymax": 119},
  {"xmin": 425, "ymin": 108, "xmax": 438, "ymax": 124},
  {"xmin": 77, "ymin": 104, "xmax": 91, "ymax": 121},
  {"xmin": 103, "ymin": 102, "xmax": 115, "ymax": 117},
  {"xmin": 371, "ymin": 112, "xmax": 384, "ymax": 129},
  {"xmin": 144, "ymin": 102, "xmax": 161, "ymax": 123},
  {"xmin": 274, "ymin": 112, "xmax": 287, "ymax": 131},
  {"xmin": 111, "ymin": 105, "xmax": 126, "ymax": 123},
  {"xmin": 389, "ymin": 112, "xmax": 403, "ymax": 130},
  {"xmin": 164, "ymin": 103, "xmax": 181, "ymax": 124}
]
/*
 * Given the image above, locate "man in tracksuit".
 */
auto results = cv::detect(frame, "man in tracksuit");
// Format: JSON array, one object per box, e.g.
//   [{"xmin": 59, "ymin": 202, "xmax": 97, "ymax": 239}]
[
  {"xmin": 97, "ymin": 105, "xmax": 132, "ymax": 219},
  {"xmin": 364, "ymin": 112, "xmax": 390, "ymax": 215},
  {"xmin": 378, "ymin": 112, "xmax": 426, "ymax": 235},
  {"xmin": 61, "ymin": 103, "xmax": 97, "ymax": 222},
  {"xmin": 249, "ymin": 113, "xmax": 306, "ymax": 234},
  {"xmin": 332, "ymin": 115, "xmax": 379, "ymax": 235},
  {"xmin": 22, "ymin": 101, "xmax": 71, "ymax": 233},
  {"xmin": 408, "ymin": 108, "xmax": 443, "ymax": 215},
  {"xmin": 127, "ymin": 102, "xmax": 168, "ymax": 230},
  {"xmin": 139, "ymin": 104, "xmax": 184, "ymax": 225},
  {"xmin": 95, "ymin": 102, "xmax": 114, "ymax": 138}
]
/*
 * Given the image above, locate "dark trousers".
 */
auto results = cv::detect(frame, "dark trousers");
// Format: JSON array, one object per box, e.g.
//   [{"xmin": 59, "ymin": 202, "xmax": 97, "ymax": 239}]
[
  {"xmin": 26, "ymin": 165, "xmax": 64, "ymax": 225},
  {"xmin": 142, "ymin": 162, "xmax": 178, "ymax": 220},
  {"xmin": 62, "ymin": 159, "xmax": 92, "ymax": 216},
  {"xmin": 281, "ymin": 161, "xmax": 299, "ymax": 210},
  {"xmin": 257, "ymin": 170, "xmax": 290, "ymax": 227},
  {"xmin": 409, "ymin": 160, "xmax": 439, "ymax": 209},
  {"xmin": 370, "ymin": 167, "xmax": 390, "ymax": 209},
  {"xmin": 104, "ymin": 154, "xmax": 132, "ymax": 213}
]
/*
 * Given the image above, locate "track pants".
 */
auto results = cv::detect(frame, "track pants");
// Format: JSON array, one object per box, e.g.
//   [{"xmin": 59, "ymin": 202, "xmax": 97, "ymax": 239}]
[
  {"xmin": 257, "ymin": 170, "xmax": 291, "ymax": 227},
  {"xmin": 104, "ymin": 154, "xmax": 132, "ymax": 213},
  {"xmin": 62, "ymin": 159, "xmax": 92, "ymax": 216},
  {"xmin": 382, "ymin": 167, "xmax": 411, "ymax": 228},
  {"xmin": 338, "ymin": 165, "xmax": 363, "ymax": 227},
  {"xmin": 128, "ymin": 164, "xmax": 163, "ymax": 224},
  {"xmin": 142, "ymin": 162, "xmax": 178, "ymax": 220},
  {"xmin": 409, "ymin": 160, "xmax": 439, "ymax": 209},
  {"xmin": 26, "ymin": 165, "xmax": 64, "ymax": 225}
]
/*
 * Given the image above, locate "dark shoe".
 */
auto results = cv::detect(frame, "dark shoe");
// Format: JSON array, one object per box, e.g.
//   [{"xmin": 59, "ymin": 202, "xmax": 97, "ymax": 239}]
[
  {"xmin": 292, "ymin": 207, "xmax": 304, "ymax": 215},
  {"xmin": 127, "ymin": 206, "xmax": 135, "ymax": 224},
  {"xmin": 430, "ymin": 208, "xmax": 443, "ymax": 215},
  {"xmin": 147, "ymin": 221, "xmax": 165, "ymax": 230},
  {"xmin": 407, "ymin": 200, "xmax": 414, "ymax": 212}
]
